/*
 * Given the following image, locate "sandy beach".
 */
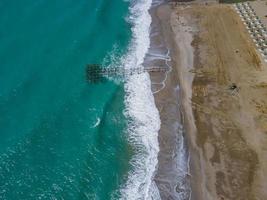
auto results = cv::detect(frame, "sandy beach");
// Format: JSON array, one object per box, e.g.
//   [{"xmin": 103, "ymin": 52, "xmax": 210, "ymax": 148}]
[{"xmin": 150, "ymin": 1, "xmax": 267, "ymax": 199}]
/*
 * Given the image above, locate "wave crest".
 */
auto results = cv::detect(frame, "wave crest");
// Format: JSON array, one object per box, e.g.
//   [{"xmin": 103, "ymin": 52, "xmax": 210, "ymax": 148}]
[{"xmin": 118, "ymin": 0, "xmax": 161, "ymax": 199}]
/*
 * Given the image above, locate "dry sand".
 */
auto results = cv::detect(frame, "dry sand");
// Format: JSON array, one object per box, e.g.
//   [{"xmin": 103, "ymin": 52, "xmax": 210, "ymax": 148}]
[
  {"xmin": 250, "ymin": 0, "xmax": 267, "ymax": 27},
  {"xmin": 152, "ymin": 2, "xmax": 267, "ymax": 200}
]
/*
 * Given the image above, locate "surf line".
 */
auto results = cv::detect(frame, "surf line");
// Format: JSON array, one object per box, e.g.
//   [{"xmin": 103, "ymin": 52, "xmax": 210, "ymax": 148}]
[{"xmin": 118, "ymin": 0, "xmax": 161, "ymax": 199}]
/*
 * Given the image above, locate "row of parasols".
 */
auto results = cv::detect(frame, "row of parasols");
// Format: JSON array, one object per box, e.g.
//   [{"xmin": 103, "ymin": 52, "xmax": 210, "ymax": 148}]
[{"xmin": 234, "ymin": 2, "xmax": 267, "ymax": 62}]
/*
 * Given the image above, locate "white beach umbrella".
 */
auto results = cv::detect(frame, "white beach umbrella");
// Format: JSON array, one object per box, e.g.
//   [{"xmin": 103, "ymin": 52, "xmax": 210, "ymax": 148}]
[{"xmin": 259, "ymin": 47, "xmax": 264, "ymax": 52}]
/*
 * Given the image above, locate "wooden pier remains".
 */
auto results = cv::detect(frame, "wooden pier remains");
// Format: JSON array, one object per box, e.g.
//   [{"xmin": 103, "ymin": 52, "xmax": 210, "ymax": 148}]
[{"xmin": 86, "ymin": 64, "xmax": 169, "ymax": 83}]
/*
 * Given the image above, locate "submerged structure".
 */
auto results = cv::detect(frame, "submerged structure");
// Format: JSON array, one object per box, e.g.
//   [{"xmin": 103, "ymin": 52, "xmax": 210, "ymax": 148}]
[{"xmin": 86, "ymin": 64, "xmax": 169, "ymax": 83}]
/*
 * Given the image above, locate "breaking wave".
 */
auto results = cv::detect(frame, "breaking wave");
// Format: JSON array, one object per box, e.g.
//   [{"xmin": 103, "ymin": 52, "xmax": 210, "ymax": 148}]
[{"xmin": 118, "ymin": 0, "xmax": 161, "ymax": 199}]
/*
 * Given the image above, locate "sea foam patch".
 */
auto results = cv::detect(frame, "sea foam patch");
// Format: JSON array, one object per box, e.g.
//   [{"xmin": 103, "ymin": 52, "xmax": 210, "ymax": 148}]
[{"xmin": 117, "ymin": 0, "xmax": 161, "ymax": 199}]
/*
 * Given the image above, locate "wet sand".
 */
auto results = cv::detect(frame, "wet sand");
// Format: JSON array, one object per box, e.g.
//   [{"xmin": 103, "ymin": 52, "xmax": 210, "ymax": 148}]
[
  {"xmin": 145, "ymin": 2, "xmax": 192, "ymax": 199},
  {"xmin": 150, "ymin": 2, "xmax": 267, "ymax": 200}
]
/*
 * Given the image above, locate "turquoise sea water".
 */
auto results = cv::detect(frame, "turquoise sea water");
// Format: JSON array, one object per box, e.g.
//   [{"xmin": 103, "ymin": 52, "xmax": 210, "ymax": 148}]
[{"xmin": 0, "ymin": 0, "xmax": 133, "ymax": 199}]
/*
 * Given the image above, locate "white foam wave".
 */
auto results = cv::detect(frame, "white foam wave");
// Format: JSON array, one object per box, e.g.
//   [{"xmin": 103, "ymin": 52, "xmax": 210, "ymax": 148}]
[
  {"xmin": 117, "ymin": 0, "xmax": 161, "ymax": 199},
  {"xmin": 91, "ymin": 117, "xmax": 101, "ymax": 128},
  {"xmin": 122, "ymin": 73, "xmax": 160, "ymax": 200}
]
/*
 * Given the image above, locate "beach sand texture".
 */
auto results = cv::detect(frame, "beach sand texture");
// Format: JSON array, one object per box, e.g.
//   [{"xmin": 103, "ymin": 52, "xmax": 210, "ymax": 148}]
[
  {"xmin": 147, "ymin": 3, "xmax": 192, "ymax": 199},
  {"xmin": 152, "ymin": 2, "xmax": 267, "ymax": 200}
]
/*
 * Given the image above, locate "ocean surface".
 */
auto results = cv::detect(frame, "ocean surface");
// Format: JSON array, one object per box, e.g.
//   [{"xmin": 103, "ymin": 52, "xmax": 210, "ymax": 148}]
[{"xmin": 0, "ymin": 0, "xmax": 161, "ymax": 199}]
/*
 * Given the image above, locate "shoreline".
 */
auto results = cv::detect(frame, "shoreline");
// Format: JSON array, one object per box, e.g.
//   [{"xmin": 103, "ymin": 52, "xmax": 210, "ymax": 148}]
[
  {"xmin": 147, "ymin": 2, "xmax": 193, "ymax": 199},
  {"xmin": 149, "ymin": 1, "xmax": 267, "ymax": 199},
  {"xmin": 119, "ymin": 0, "xmax": 162, "ymax": 199}
]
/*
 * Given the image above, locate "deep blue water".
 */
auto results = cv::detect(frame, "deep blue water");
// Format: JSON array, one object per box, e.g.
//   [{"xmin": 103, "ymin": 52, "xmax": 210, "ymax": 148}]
[{"xmin": 0, "ymin": 0, "xmax": 132, "ymax": 199}]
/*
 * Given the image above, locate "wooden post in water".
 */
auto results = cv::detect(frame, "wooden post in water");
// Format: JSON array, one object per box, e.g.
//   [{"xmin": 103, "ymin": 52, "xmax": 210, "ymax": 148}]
[{"xmin": 86, "ymin": 64, "xmax": 169, "ymax": 83}]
